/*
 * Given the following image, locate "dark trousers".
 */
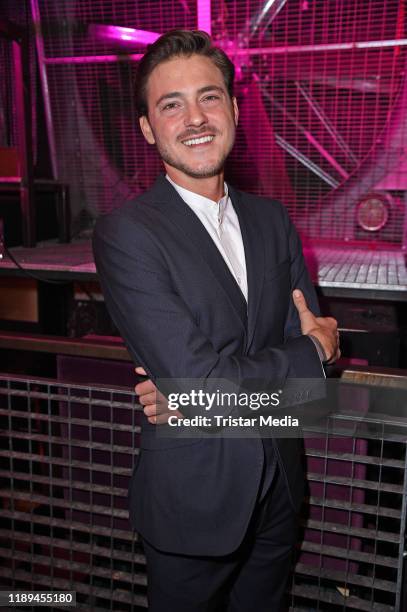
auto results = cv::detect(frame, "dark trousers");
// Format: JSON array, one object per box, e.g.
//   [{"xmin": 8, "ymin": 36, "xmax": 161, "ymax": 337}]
[{"xmin": 142, "ymin": 466, "xmax": 299, "ymax": 612}]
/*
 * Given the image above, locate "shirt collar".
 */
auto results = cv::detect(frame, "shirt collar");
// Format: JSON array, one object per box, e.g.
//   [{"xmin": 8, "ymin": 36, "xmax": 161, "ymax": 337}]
[{"xmin": 166, "ymin": 175, "xmax": 229, "ymax": 224}]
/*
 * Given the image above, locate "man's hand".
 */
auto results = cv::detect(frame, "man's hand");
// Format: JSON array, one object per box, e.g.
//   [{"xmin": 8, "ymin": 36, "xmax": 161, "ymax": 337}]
[
  {"xmin": 134, "ymin": 367, "xmax": 183, "ymax": 424},
  {"xmin": 292, "ymin": 289, "xmax": 340, "ymax": 364},
  {"xmin": 136, "ymin": 289, "xmax": 339, "ymax": 424}
]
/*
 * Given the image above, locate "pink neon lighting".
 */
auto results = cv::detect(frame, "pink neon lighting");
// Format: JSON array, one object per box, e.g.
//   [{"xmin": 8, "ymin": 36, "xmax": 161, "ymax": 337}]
[
  {"xmin": 89, "ymin": 25, "xmax": 161, "ymax": 47},
  {"xmin": 45, "ymin": 55, "xmax": 143, "ymax": 64},
  {"xmin": 197, "ymin": 0, "xmax": 211, "ymax": 35}
]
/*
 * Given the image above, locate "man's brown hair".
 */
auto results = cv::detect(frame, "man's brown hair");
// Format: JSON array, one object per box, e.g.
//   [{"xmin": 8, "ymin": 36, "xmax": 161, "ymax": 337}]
[{"xmin": 134, "ymin": 30, "xmax": 235, "ymax": 118}]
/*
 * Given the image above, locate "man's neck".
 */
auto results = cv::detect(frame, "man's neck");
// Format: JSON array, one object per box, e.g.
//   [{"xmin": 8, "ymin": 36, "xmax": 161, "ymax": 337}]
[{"xmin": 165, "ymin": 168, "xmax": 225, "ymax": 202}]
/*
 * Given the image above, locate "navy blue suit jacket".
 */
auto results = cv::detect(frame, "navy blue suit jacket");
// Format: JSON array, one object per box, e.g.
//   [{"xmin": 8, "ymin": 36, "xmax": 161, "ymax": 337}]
[{"xmin": 93, "ymin": 174, "xmax": 324, "ymax": 556}]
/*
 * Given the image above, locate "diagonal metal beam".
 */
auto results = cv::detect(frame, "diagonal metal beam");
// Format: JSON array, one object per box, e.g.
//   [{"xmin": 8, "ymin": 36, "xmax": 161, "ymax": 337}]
[
  {"xmin": 250, "ymin": 0, "xmax": 288, "ymax": 37},
  {"xmin": 262, "ymin": 87, "xmax": 348, "ymax": 180},
  {"xmin": 295, "ymin": 81, "xmax": 359, "ymax": 165},
  {"xmin": 275, "ymin": 134, "xmax": 339, "ymax": 188}
]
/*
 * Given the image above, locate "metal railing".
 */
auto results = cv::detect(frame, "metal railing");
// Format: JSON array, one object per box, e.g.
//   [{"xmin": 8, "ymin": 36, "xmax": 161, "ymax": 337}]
[
  {"xmin": 0, "ymin": 374, "xmax": 146, "ymax": 610},
  {"xmin": 0, "ymin": 371, "xmax": 406, "ymax": 611}
]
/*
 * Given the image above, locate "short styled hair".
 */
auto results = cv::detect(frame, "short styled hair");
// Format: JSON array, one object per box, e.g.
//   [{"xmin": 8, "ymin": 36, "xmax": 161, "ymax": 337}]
[{"xmin": 134, "ymin": 30, "xmax": 235, "ymax": 117}]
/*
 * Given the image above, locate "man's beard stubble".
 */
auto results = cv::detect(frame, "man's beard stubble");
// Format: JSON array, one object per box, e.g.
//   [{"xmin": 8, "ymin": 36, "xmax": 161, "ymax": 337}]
[
  {"xmin": 153, "ymin": 128, "xmax": 235, "ymax": 179},
  {"xmin": 159, "ymin": 150, "xmax": 228, "ymax": 179}
]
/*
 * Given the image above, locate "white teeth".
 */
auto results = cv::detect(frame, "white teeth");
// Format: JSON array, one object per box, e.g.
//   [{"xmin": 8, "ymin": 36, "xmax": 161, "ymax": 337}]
[{"xmin": 183, "ymin": 135, "xmax": 214, "ymax": 146}]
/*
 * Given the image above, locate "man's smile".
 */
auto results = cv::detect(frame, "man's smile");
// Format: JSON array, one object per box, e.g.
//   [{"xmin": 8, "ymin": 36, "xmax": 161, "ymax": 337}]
[{"xmin": 182, "ymin": 134, "xmax": 215, "ymax": 147}]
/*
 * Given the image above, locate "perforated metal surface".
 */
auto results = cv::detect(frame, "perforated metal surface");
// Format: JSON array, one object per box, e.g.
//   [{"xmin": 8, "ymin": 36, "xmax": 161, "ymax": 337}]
[{"xmin": 305, "ymin": 246, "xmax": 407, "ymax": 291}]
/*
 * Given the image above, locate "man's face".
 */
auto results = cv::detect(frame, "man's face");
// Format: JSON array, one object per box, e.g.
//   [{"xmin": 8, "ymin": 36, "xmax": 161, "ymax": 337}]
[{"xmin": 139, "ymin": 54, "xmax": 239, "ymax": 181}]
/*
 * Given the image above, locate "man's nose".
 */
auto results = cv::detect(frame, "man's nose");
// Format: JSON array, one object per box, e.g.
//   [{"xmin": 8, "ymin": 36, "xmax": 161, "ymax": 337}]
[{"xmin": 184, "ymin": 102, "xmax": 207, "ymax": 126}]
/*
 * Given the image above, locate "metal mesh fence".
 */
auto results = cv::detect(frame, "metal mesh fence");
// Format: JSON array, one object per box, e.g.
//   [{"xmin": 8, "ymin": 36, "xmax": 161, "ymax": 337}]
[
  {"xmin": 0, "ymin": 373, "xmax": 406, "ymax": 611},
  {"xmin": 291, "ymin": 424, "xmax": 407, "ymax": 610},
  {"xmin": 0, "ymin": 374, "xmax": 146, "ymax": 610},
  {"xmin": 30, "ymin": 0, "xmax": 407, "ymax": 244}
]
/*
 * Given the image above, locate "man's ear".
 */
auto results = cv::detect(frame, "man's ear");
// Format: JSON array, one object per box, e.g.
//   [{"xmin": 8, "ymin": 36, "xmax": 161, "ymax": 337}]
[
  {"xmin": 232, "ymin": 96, "xmax": 239, "ymax": 127},
  {"xmin": 139, "ymin": 115, "xmax": 156, "ymax": 145}
]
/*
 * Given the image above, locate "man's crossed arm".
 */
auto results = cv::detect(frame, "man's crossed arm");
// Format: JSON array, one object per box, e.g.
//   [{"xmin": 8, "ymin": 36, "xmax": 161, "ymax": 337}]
[{"xmin": 136, "ymin": 289, "xmax": 340, "ymax": 424}]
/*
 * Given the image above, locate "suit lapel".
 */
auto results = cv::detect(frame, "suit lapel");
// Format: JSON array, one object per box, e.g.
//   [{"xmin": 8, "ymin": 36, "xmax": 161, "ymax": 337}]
[
  {"xmin": 147, "ymin": 175, "xmax": 248, "ymax": 333},
  {"xmin": 229, "ymin": 185, "xmax": 265, "ymax": 352}
]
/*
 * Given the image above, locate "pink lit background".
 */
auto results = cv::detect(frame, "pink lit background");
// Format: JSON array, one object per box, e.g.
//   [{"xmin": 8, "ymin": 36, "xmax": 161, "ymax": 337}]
[{"xmin": 2, "ymin": 0, "xmax": 406, "ymax": 248}]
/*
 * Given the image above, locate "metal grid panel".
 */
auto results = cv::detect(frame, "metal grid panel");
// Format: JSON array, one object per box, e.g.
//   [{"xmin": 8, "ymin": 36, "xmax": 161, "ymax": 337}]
[
  {"xmin": 0, "ymin": 375, "xmax": 147, "ymax": 610},
  {"xmin": 0, "ymin": 373, "xmax": 406, "ymax": 611},
  {"xmin": 291, "ymin": 432, "xmax": 407, "ymax": 610},
  {"xmin": 32, "ymin": 0, "xmax": 407, "ymax": 244}
]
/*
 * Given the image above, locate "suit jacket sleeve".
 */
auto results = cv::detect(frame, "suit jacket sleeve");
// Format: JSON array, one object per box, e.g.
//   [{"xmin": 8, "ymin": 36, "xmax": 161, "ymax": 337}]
[
  {"xmin": 92, "ymin": 206, "xmax": 323, "ymax": 415},
  {"xmin": 279, "ymin": 202, "xmax": 320, "ymax": 340}
]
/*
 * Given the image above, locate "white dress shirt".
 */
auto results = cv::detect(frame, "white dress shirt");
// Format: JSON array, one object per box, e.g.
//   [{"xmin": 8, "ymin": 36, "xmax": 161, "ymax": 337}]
[{"xmin": 166, "ymin": 175, "xmax": 248, "ymax": 302}]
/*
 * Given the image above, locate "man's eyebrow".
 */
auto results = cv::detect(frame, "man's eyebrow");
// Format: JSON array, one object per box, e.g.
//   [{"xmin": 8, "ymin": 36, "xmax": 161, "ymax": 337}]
[
  {"xmin": 197, "ymin": 85, "xmax": 225, "ymax": 96},
  {"xmin": 155, "ymin": 92, "xmax": 183, "ymax": 107},
  {"xmin": 155, "ymin": 85, "xmax": 225, "ymax": 107}
]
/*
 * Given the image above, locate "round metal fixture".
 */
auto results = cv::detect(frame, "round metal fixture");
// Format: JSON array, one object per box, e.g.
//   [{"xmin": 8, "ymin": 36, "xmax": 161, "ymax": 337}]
[{"xmin": 356, "ymin": 192, "xmax": 391, "ymax": 232}]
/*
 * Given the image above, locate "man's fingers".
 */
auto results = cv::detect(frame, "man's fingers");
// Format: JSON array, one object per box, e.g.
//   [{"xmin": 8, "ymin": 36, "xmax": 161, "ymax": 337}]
[
  {"xmin": 139, "ymin": 391, "xmax": 158, "ymax": 406},
  {"xmin": 135, "ymin": 378, "xmax": 156, "ymax": 396},
  {"xmin": 293, "ymin": 289, "xmax": 317, "ymax": 335},
  {"xmin": 292, "ymin": 291, "xmax": 341, "ymax": 363},
  {"xmin": 144, "ymin": 404, "xmax": 169, "ymax": 418},
  {"xmin": 143, "ymin": 402, "xmax": 172, "ymax": 418},
  {"xmin": 325, "ymin": 347, "xmax": 341, "ymax": 365},
  {"xmin": 134, "ymin": 368, "xmax": 182, "ymax": 425},
  {"xmin": 292, "ymin": 289, "xmax": 311, "ymax": 315},
  {"xmin": 143, "ymin": 404, "xmax": 157, "ymax": 417},
  {"xmin": 315, "ymin": 316, "xmax": 337, "ymax": 330}
]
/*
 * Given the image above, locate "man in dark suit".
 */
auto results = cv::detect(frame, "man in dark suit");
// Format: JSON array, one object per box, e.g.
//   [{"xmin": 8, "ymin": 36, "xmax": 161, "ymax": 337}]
[{"xmin": 93, "ymin": 30, "xmax": 339, "ymax": 612}]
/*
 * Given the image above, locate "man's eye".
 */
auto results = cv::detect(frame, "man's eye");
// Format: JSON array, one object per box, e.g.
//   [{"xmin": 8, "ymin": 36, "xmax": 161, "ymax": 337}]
[
  {"xmin": 162, "ymin": 102, "xmax": 179, "ymax": 111},
  {"xmin": 203, "ymin": 95, "xmax": 220, "ymax": 102}
]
